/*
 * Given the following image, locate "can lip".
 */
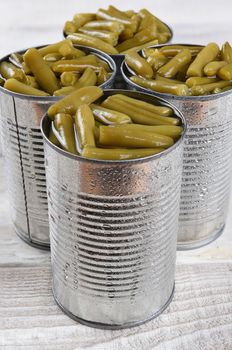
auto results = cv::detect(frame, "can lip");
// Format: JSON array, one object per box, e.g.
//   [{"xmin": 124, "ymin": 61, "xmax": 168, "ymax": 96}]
[
  {"xmin": 40, "ymin": 88, "xmax": 187, "ymax": 165},
  {"xmin": 62, "ymin": 20, "xmax": 174, "ymax": 56},
  {"xmin": 0, "ymin": 44, "xmax": 117, "ymax": 101},
  {"xmin": 121, "ymin": 43, "xmax": 232, "ymax": 101}
]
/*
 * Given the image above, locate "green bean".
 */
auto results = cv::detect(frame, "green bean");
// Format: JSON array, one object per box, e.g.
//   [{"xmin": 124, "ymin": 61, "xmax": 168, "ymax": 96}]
[
  {"xmin": 82, "ymin": 20, "xmax": 124, "ymax": 34},
  {"xmin": 94, "ymin": 125, "xmax": 100, "ymax": 141},
  {"xmin": 43, "ymin": 53, "xmax": 63, "ymax": 62},
  {"xmin": 121, "ymin": 40, "xmax": 158, "ymax": 54},
  {"xmin": 74, "ymin": 104, "xmax": 96, "ymax": 149},
  {"xmin": 38, "ymin": 39, "xmax": 72, "ymax": 56},
  {"xmin": 4, "ymin": 78, "xmax": 49, "ymax": 96},
  {"xmin": 64, "ymin": 21, "xmax": 78, "ymax": 34},
  {"xmin": 54, "ymin": 113, "xmax": 77, "ymax": 154},
  {"xmin": 130, "ymin": 76, "xmax": 189, "ymax": 96},
  {"xmin": 9, "ymin": 53, "xmax": 23, "ymax": 68},
  {"xmin": 108, "ymin": 124, "xmax": 183, "ymax": 138},
  {"xmin": 119, "ymin": 28, "xmax": 134, "ymax": 42},
  {"xmin": 23, "ymin": 48, "xmax": 60, "ymax": 94},
  {"xmin": 52, "ymin": 55, "xmax": 100, "ymax": 73},
  {"xmin": 60, "ymin": 72, "xmax": 79, "ymax": 86},
  {"xmin": 72, "ymin": 13, "xmax": 96, "ymax": 29},
  {"xmin": 102, "ymin": 96, "xmax": 179, "ymax": 125},
  {"xmin": 191, "ymin": 80, "xmax": 231, "ymax": 95},
  {"xmin": 99, "ymin": 125, "xmax": 174, "ymax": 148},
  {"xmin": 82, "ymin": 146, "xmax": 165, "ymax": 160},
  {"xmin": 96, "ymin": 6, "xmax": 134, "ymax": 28},
  {"xmin": 0, "ymin": 62, "xmax": 26, "ymax": 82},
  {"xmin": 157, "ymin": 49, "xmax": 192, "ymax": 78},
  {"xmin": 95, "ymin": 57, "xmax": 110, "ymax": 72},
  {"xmin": 203, "ymin": 61, "xmax": 227, "ymax": 76},
  {"xmin": 78, "ymin": 28, "xmax": 119, "ymax": 46},
  {"xmin": 218, "ymin": 63, "xmax": 232, "ymax": 80},
  {"xmin": 25, "ymin": 75, "xmax": 39, "ymax": 88},
  {"xmin": 157, "ymin": 32, "xmax": 172, "ymax": 44},
  {"xmin": 139, "ymin": 9, "xmax": 170, "ymax": 36},
  {"xmin": 187, "ymin": 42, "xmax": 220, "ymax": 77},
  {"xmin": 124, "ymin": 10, "xmax": 136, "ymax": 18},
  {"xmin": 67, "ymin": 33, "xmax": 118, "ymax": 55},
  {"xmin": 116, "ymin": 28, "xmax": 157, "ymax": 53},
  {"xmin": 48, "ymin": 127, "xmax": 60, "ymax": 146},
  {"xmin": 58, "ymin": 43, "xmax": 86, "ymax": 58},
  {"xmin": 90, "ymin": 103, "xmax": 132, "ymax": 124},
  {"xmin": 53, "ymin": 86, "xmax": 76, "ymax": 96},
  {"xmin": 221, "ymin": 42, "xmax": 232, "ymax": 63},
  {"xmin": 97, "ymin": 68, "xmax": 109, "ymax": 85},
  {"xmin": 22, "ymin": 62, "xmax": 31, "ymax": 74},
  {"xmin": 125, "ymin": 50, "xmax": 153, "ymax": 79},
  {"xmin": 160, "ymin": 45, "xmax": 203, "ymax": 57},
  {"xmin": 221, "ymin": 86, "xmax": 232, "ymax": 92},
  {"xmin": 138, "ymin": 10, "xmax": 157, "ymax": 33},
  {"xmin": 186, "ymin": 76, "xmax": 219, "ymax": 87},
  {"xmin": 48, "ymin": 86, "xmax": 103, "ymax": 119},
  {"xmin": 74, "ymin": 67, "xmax": 97, "ymax": 89},
  {"xmin": 143, "ymin": 48, "xmax": 168, "ymax": 71},
  {"xmin": 112, "ymin": 94, "xmax": 173, "ymax": 116},
  {"xmin": 155, "ymin": 75, "xmax": 184, "ymax": 84}
]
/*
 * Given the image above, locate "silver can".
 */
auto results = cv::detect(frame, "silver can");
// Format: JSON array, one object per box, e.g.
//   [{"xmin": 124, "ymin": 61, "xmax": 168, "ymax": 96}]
[
  {"xmin": 41, "ymin": 89, "xmax": 186, "ymax": 329},
  {"xmin": 121, "ymin": 45, "xmax": 232, "ymax": 249},
  {"xmin": 0, "ymin": 45, "xmax": 116, "ymax": 249}
]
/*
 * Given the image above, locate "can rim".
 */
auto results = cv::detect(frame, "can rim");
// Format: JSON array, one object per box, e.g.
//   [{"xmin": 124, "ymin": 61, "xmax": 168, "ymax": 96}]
[
  {"xmin": 0, "ymin": 44, "xmax": 117, "ymax": 101},
  {"xmin": 121, "ymin": 43, "xmax": 232, "ymax": 101},
  {"xmin": 40, "ymin": 88, "xmax": 187, "ymax": 165}
]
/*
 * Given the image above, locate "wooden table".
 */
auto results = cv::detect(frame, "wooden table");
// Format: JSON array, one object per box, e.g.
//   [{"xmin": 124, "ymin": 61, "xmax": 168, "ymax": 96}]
[{"xmin": 1, "ymin": 1, "xmax": 232, "ymax": 349}]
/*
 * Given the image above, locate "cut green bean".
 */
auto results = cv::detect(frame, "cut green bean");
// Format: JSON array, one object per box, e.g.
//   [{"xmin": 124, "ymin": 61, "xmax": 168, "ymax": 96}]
[
  {"xmin": 90, "ymin": 103, "xmax": 132, "ymax": 124},
  {"xmin": 82, "ymin": 146, "xmax": 165, "ymax": 160},
  {"xmin": 99, "ymin": 125, "xmax": 174, "ymax": 148},
  {"xmin": 54, "ymin": 113, "xmax": 77, "ymax": 154},
  {"xmin": 24, "ymin": 48, "xmax": 60, "ymax": 94},
  {"xmin": 74, "ymin": 104, "xmax": 96, "ymax": 149},
  {"xmin": 186, "ymin": 42, "xmax": 220, "ymax": 77},
  {"xmin": 48, "ymin": 86, "xmax": 103, "ymax": 118},
  {"xmin": 4, "ymin": 78, "xmax": 49, "ymax": 96}
]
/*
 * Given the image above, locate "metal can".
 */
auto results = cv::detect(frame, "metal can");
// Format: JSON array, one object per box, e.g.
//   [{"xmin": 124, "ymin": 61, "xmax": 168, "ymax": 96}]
[
  {"xmin": 41, "ymin": 89, "xmax": 186, "ymax": 329},
  {"xmin": 121, "ymin": 44, "xmax": 232, "ymax": 249},
  {"xmin": 0, "ymin": 45, "xmax": 116, "ymax": 249}
]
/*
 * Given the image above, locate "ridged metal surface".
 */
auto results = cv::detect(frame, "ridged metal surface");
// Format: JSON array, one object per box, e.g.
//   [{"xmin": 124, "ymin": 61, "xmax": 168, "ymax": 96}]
[
  {"xmin": 0, "ymin": 45, "xmax": 116, "ymax": 248},
  {"xmin": 121, "ymin": 53, "xmax": 232, "ymax": 249},
  {"xmin": 42, "ymin": 90, "xmax": 185, "ymax": 328},
  {"xmin": 0, "ymin": 97, "xmax": 28, "ymax": 239}
]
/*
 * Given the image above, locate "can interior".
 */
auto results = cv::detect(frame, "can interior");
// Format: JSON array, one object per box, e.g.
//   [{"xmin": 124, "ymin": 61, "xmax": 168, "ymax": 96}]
[{"xmin": 41, "ymin": 89, "xmax": 187, "ymax": 164}]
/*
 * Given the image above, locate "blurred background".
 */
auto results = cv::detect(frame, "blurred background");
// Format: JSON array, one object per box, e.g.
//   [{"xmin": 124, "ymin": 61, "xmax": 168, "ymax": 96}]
[{"xmin": 0, "ymin": 0, "xmax": 232, "ymax": 57}]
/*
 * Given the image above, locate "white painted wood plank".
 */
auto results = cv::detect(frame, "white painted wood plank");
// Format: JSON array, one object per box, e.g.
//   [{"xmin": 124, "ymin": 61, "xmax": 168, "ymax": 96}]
[{"xmin": 0, "ymin": 263, "xmax": 232, "ymax": 349}]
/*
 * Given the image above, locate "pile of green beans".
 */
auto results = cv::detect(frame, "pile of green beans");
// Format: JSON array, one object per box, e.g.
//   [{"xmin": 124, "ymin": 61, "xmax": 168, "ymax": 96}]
[
  {"xmin": 47, "ymin": 86, "xmax": 183, "ymax": 160},
  {"xmin": 64, "ymin": 6, "xmax": 172, "ymax": 54},
  {"xmin": 0, "ymin": 40, "xmax": 112, "ymax": 96},
  {"xmin": 126, "ymin": 42, "xmax": 232, "ymax": 96}
]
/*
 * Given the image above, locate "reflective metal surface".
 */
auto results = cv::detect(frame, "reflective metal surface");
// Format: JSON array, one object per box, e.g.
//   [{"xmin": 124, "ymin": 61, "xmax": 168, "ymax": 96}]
[
  {"xmin": 0, "ymin": 45, "xmax": 116, "ymax": 249},
  {"xmin": 121, "ymin": 46, "xmax": 232, "ymax": 249},
  {"xmin": 41, "ymin": 89, "xmax": 185, "ymax": 329}
]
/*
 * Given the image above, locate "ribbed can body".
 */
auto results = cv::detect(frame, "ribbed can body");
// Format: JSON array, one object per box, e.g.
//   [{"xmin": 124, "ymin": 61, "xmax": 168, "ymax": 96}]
[
  {"xmin": 0, "ymin": 92, "xmax": 53, "ymax": 247},
  {"xmin": 121, "ymin": 61, "xmax": 232, "ymax": 248},
  {"xmin": 0, "ymin": 45, "xmax": 116, "ymax": 249},
  {"xmin": 168, "ymin": 94, "xmax": 232, "ymax": 248},
  {"xmin": 42, "ymin": 90, "xmax": 185, "ymax": 328}
]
